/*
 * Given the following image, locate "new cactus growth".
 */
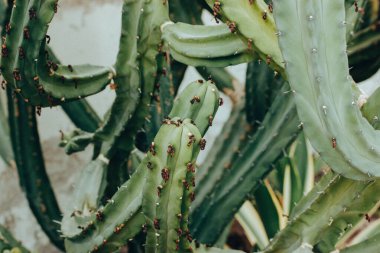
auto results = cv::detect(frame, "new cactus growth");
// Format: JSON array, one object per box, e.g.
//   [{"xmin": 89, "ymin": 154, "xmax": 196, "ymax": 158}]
[{"xmin": 0, "ymin": 0, "xmax": 380, "ymax": 252}]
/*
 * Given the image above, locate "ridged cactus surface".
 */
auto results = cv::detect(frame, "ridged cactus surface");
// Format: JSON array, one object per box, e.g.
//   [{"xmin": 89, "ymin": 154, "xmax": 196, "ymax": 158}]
[
  {"xmin": 0, "ymin": 0, "xmax": 379, "ymax": 252},
  {"xmin": 272, "ymin": 0, "xmax": 380, "ymax": 179}
]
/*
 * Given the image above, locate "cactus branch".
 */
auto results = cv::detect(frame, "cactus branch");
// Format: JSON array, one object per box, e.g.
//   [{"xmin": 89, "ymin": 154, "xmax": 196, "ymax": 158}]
[
  {"xmin": 272, "ymin": 0, "xmax": 380, "ymax": 179},
  {"xmin": 7, "ymin": 89, "xmax": 64, "ymax": 250}
]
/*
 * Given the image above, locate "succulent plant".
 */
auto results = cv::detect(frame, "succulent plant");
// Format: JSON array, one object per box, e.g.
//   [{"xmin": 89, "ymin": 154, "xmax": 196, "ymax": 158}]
[{"xmin": 0, "ymin": 0, "xmax": 379, "ymax": 252}]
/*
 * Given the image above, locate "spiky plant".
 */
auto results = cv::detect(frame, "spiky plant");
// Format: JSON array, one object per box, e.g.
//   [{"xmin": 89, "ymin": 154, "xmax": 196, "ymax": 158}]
[{"xmin": 0, "ymin": 0, "xmax": 379, "ymax": 252}]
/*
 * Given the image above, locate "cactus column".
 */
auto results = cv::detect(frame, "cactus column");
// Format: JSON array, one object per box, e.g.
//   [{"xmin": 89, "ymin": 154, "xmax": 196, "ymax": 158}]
[{"xmin": 272, "ymin": 0, "xmax": 380, "ymax": 179}]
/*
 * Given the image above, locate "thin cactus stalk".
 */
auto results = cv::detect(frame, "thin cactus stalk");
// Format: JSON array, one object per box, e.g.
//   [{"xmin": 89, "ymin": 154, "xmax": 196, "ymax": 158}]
[
  {"xmin": 6, "ymin": 89, "xmax": 64, "ymax": 250},
  {"xmin": 194, "ymin": 101, "xmax": 245, "ymax": 208},
  {"xmin": 0, "ymin": 95, "xmax": 14, "ymax": 167},
  {"xmin": 190, "ymin": 83, "xmax": 300, "ymax": 244},
  {"xmin": 64, "ymin": 83, "xmax": 219, "ymax": 251},
  {"xmin": 60, "ymin": 99, "xmax": 101, "ymax": 133},
  {"xmin": 64, "ymin": 163, "xmax": 146, "ymax": 252},
  {"xmin": 245, "ymin": 61, "xmax": 283, "ymax": 128},
  {"xmin": 167, "ymin": 0, "xmax": 242, "ymax": 102},
  {"xmin": 164, "ymin": 1, "xmax": 378, "ymax": 80}
]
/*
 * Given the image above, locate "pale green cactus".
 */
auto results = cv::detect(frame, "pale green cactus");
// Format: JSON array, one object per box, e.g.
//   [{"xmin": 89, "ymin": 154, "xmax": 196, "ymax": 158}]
[{"xmin": 0, "ymin": 0, "xmax": 379, "ymax": 252}]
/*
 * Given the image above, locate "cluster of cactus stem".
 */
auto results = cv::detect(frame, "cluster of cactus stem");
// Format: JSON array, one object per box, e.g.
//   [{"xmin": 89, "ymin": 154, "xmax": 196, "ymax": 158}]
[{"xmin": 0, "ymin": 0, "xmax": 379, "ymax": 252}]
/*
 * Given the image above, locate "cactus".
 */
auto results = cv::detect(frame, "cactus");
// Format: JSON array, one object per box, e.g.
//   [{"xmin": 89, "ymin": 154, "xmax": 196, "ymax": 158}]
[
  {"xmin": 62, "ymin": 78, "xmax": 220, "ymax": 252},
  {"xmin": 64, "ymin": 78, "xmax": 220, "ymax": 251},
  {"xmin": 162, "ymin": 22, "xmax": 255, "ymax": 67},
  {"xmin": 190, "ymin": 82, "xmax": 300, "ymax": 244},
  {"xmin": 143, "ymin": 118, "xmax": 202, "ymax": 253},
  {"xmin": 6, "ymin": 88, "xmax": 64, "ymax": 250},
  {"xmin": 272, "ymin": 0, "xmax": 380, "ymax": 179},
  {"xmin": 339, "ymin": 233, "xmax": 380, "ymax": 253},
  {"xmin": 0, "ymin": 95, "xmax": 14, "ymax": 167},
  {"xmin": 203, "ymin": 0, "xmax": 285, "ymax": 74},
  {"xmin": 0, "ymin": 0, "xmax": 379, "ymax": 252},
  {"xmin": 261, "ymin": 172, "xmax": 380, "ymax": 253},
  {"xmin": 1, "ymin": 0, "xmax": 114, "ymax": 106},
  {"xmin": 361, "ymin": 87, "xmax": 380, "ymax": 130}
]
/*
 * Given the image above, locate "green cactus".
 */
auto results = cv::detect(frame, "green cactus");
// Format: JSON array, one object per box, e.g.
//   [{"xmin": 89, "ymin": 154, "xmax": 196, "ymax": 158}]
[
  {"xmin": 62, "ymin": 78, "xmax": 220, "ymax": 252},
  {"xmin": 0, "ymin": 0, "xmax": 380, "ymax": 252},
  {"xmin": 338, "ymin": 222, "xmax": 380, "ymax": 253},
  {"xmin": 6, "ymin": 88, "xmax": 64, "ymax": 250},
  {"xmin": 162, "ymin": 22, "xmax": 255, "ymax": 67},
  {"xmin": 272, "ymin": 0, "xmax": 380, "ymax": 179},
  {"xmin": 0, "ymin": 95, "xmax": 14, "ymax": 167},
  {"xmin": 204, "ymin": 0, "xmax": 285, "ymax": 73},
  {"xmin": 190, "ymin": 83, "xmax": 300, "ymax": 244},
  {"xmin": 143, "ymin": 118, "xmax": 203, "ymax": 253},
  {"xmin": 261, "ymin": 172, "xmax": 380, "ymax": 253},
  {"xmin": 361, "ymin": 87, "xmax": 380, "ymax": 130},
  {"xmin": 1, "ymin": 0, "xmax": 114, "ymax": 106}
]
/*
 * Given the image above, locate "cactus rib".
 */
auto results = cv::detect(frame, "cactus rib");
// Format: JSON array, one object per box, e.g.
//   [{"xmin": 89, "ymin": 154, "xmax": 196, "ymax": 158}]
[{"xmin": 0, "ymin": 0, "xmax": 29, "ymax": 90}]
